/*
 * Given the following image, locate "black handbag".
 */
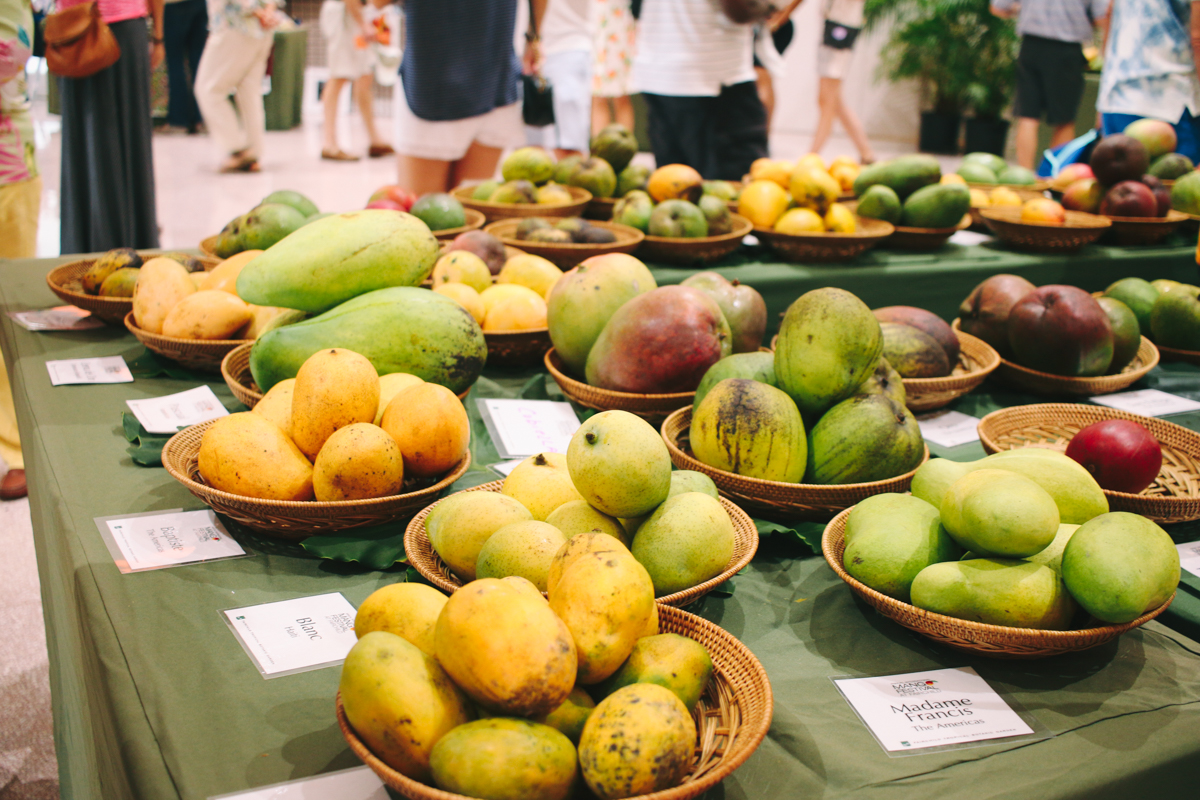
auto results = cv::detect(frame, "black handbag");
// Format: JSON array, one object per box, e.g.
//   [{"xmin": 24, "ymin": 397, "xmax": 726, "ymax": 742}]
[
  {"xmin": 522, "ymin": 0, "xmax": 555, "ymax": 126},
  {"xmin": 822, "ymin": 19, "xmax": 861, "ymax": 50}
]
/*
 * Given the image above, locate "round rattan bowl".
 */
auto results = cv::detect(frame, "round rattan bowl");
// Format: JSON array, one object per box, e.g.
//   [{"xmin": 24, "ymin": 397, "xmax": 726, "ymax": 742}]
[
  {"xmin": 584, "ymin": 195, "xmax": 619, "ymax": 221},
  {"xmin": 198, "ymin": 236, "xmax": 220, "ymax": 259},
  {"xmin": 431, "ymin": 208, "xmax": 487, "ymax": 241},
  {"xmin": 337, "ymin": 602, "xmax": 773, "ymax": 800},
  {"xmin": 544, "ymin": 349, "xmax": 693, "ymax": 424},
  {"xmin": 403, "ymin": 480, "xmax": 758, "ymax": 606},
  {"xmin": 637, "ymin": 215, "xmax": 752, "ymax": 266},
  {"xmin": 161, "ymin": 419, "xmax": 471, "ymax": 539},
  {"xmin": 484, "ymin": 328, "xmax": 552, "ymax": 367},
  {"xmin": 1103, "ymin": 210, "xmax": 1188, "ymax": 245},
  {"xmin": 47, "ymin": 253, "xmax": 219, "ymax": 325},
  {"xmin": 662, "ymin": 407, "xmax": 929, "ymax": 521},
  {"xmin": 752, "ymin": 217, "xmax": 894, "ymax": 263},
  {"xmin": 452, "ymin": 185, "xmax": 592, "ymax": 223},
  {"xmin": 979, "ymin": 206, "xmax": 1111, "ymax": 253},
  {"xmin": 124, "ymin": 312, "xmax": 251, "ymax": 372},
  {"xmin": 821, "ymin": 506, "xmax": 1174, "ymax": 658},
  {"xmin": 482, "ymin": 218, "xmax": 644, "ymax": 269},
  {"xmin": 1156, "ymin": 343, "xmax": 1200, "ymax": 366},
  {"xmin": 977, "ymin": 402, "xmax": 1200, "ymax": 523},
  {"xmin": 994, "ymin": 336, "xmax": 1159, "ymax": 396},
  {"xmin": 903, "ymin": 330, "xmax": 1001, "ymax": 412}
]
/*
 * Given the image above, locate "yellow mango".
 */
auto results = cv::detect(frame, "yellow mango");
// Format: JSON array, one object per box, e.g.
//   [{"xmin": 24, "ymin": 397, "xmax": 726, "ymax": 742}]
[
  {"xmin": 252, "ymin": 378, "xmax": 295, "ymax": 438},
  {"xmin": 161, "ymin": 290, "xmax": 253, "ymax": 340},
  {"xmin": 425, "ymin": 492, "xmax": 533, "ymax": 581},
  {"xmin": 238, "ymin": 305, "xmax": 295, "ymax": 339},
  {"xmin": 197, "ymin": 412, "xmax": 313, "ymax": 500},
  {"xmin": 431, "ymin": 251, "xmax": 492, "ymax": 293},
  {"xmin": 291, "ymin": 348, "xmax": 380, "ymax": 460},
  {"xmin": 189, "ymin": 272, "xmax": 207, "ymax": 290},
  {"xmin": 430, "ymin": 718, "xmax": 578, "ymax": 800},
  {"xmin": 132, "ymin": 257, "xmax": 195, "ymax": 334},
  {"xmin": 546, "ymin": 531, "xmax": 629, "ymax": 596},
  {"xmin": 432, "ymin": 282, "xmax": 486, "ymax": 324},
  {"xmin": 475, "ymin": 520, "xmax": 567, "ymax": 591},
  {"xmin": 354, "ymin": 583, "xmax": 447, "ymax": 655},
  {"xmin": 380, "ymin": 383, "xmax": 470, "ymax": 477},
  {"xmin": 375, "ymin": 372, "xmax": 425, "ymax": 425},
  {"xmin": 202, "ymin": 249, "xmax": 263, "ymax": 293},
  {"xmin": 498, "ymin": 254, "xmax": 563, "ymax": 297},
  {"xmin": 544, "ymin": 500, "xmax": 629, "ymax": 546},
  {"xmin": 312, "ymin": 422, "xmax": 405, "ymax": 501},
  {"xmin": 483, "ymin": 293, "xmax": 547, "ymax": 332},
  {"xmin": 502, "ymin": 452, "xmax": 585, "ymax": 520},
  {"xmin": 480, "ymin": 283, "xmax": 543, "ymax": 315}
]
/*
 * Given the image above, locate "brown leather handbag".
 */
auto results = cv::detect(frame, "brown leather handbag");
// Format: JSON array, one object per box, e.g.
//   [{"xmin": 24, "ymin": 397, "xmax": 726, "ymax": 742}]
[{"xmin": 44, "ymin": 2, "xmax": 121, "ymax": 79}]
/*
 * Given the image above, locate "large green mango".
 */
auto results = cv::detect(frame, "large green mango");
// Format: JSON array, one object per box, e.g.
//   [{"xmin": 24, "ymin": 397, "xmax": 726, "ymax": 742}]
[
  {"xmin": 249, "ymin": 287, "xmax": 486, "ymax": 393},
  {"xmin": 236, "ymin": 210, "xmax": 439, "ymax": 313},
  {"xmin": 806, "ymin": 394, "xmax": 924, "ymax": 484},
  {"xmin": 852, "ymin": 154, "xmax": 941, "ymax": 200},
  {"xmin": 900, "ymin": 183, "xmax": 971, "ymax": 229}
]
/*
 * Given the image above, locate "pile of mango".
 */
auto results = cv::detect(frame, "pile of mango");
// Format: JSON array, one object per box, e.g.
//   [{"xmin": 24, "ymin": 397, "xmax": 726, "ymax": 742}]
[
  {"xmin": 511, "ymin": 215, "xmax": 619, "ymax": 245},
  {"xmin": 611, "ymin": 164, "xmax": 737, "ymax": 238},
  {"xmin": 1104, "ymin": 276, "xmax": 1200, "ymax": 352},
  {"xmin": 844, "ymin": 450, "xmax": 1180, "ymax": 628},
  {"xmin": 953, "ymin": 152, "xmax": 1040, "ymax": 187},
  {"xmin": 854, "ymin": 155, "xmax": 971, "ymax": 229},
  {"xmin": 737, "ymin": 154, "xmax": 860, "ymax": 234},
  {"xmin": 199, "ymin": 347, "xmax": 469, "ymax": 502},
  {"xmin": 429, "ymin": 410, "xmax": 735, "ymax": 597},
  {"xmin": 689, "ymin": 287, "xmax": 925, "ymax": 485},
  {"xmin": 429, "ymin": 249, "xmax": 563, "ymax": 333},
  {"xmin": 341, "ymin": 553, "xmax": 713, "ymax": 800},
  {"xmin": 212, "ymin": 190, "xmax": 324, "ymax": 259}
]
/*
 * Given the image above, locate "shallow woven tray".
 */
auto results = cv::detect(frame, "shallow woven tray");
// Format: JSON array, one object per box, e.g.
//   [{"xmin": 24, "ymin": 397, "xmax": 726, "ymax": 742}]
[
  {"xmin": 752, "ymin": 217, "xmax": 894, "ymax": 263},
  {"xmin": 822, "ymin": 506, "xmax": 1174, "ymax": 658},
  {"xmin": 903, "ymin": 330, "xmax": 1001, "ymax": 412},
  {"xmin": 482, "ymin": 218, "xmax": 644, "ymax": 269},
  {"xmin": 162, "ymin": 419, "xmax": 471, "ymax": 539},
  {"xmin": 452, "ymin": 185, "xmax": 592, "ymax": 223},
  {"xmin": 484, "ymin": 328, "xmax": 552, "ymax": 367},
  {"xmin": 337, "ymin": 602, "xmax": 772, "ymax": 800},
  {"xmin": 403, "ymin": 480, "xmax": 758, "ymax": 606},
  {"xmin": 584, "ymin": 195, "xmax": 619, "ymax": 220},
  {"xmin": 966, "ymin": 181, "xmax": 1050, "ymax": 196},
  {"xmin": 662, "ymin": 407, "xmax": 929, "ymax": 522},
  {"xmin": 545, "ymin": 349, "xmax": 693, "ymax": 424},
  {"xmin": 46, "ymin": 253, "xmax": 218, "ymax": 325},
  {"xmin": 979, "ymin": 206, "xmax": 1111, "ymax": 253},
  {"xmin": 637, "ymin": 215, "xmax": 752, "ymax": 266},
  {"xmin": 1156, "ymin": 343, "xmax": 1200, "ymax": 366},
  {"xmin": 431, "ymin": 208, "xmax": 487, "ymax": 241},
  {"xmin": 995, "ymin": 336, "xmax": 1159, "ymax": 397},
  {"xmin": 977, "ymin": 402, "xmax": 1200, "ymax": 523},
  {"xmin": 1103, "ymin": 209, "xmax": 1188, "ymax": 246},
  {"xmin": 198, "ymin": 236, "xmax": 219, "ymax": 259},
  {"xmin": 124, "ymin": 311, "xmax": 250, "ymax": 372}
]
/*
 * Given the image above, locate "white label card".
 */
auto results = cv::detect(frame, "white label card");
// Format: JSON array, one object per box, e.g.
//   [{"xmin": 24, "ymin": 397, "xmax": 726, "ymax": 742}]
[
  {"xmin": 208, "ymin": 766, "xmax": 387, "ymax": 800},
  {"xmin": 478, "ymin": 398, "xmax": 581, "ymax": 459},
  {"xmin": 1178, "ymin": 540, "xmax": 1200, "ymax": 579},
  {"xmin": 1090, "ymin": 389, "xmax": 1200, "ymax": 416},
  {"xmin": 96, "ymin": 509, "xmax": 247, "ymax": 573},
  {"xmin": 46, "ymin": 356, "xmax": 133, "ymax": 385},
  {"xmin": 917, "ymin": 410, "xmax": 981, "ymax": 448},
  {"xmin": 834, "ymin": 667, "xmax": 1035, "ymax": 753},
  {"xmin": 8, "ymin": 305, "xmax": 104, "ymax": 331},
  {"xmin": 223, "ymin": 593, "xmax": 359, "ymax": 678},
  {"xmin": 949, "ymin": 230, "xmax": 991, "ymax": 247},
  {"xmin": 126, "ymin": 386, "xmax": 230, "ymax": 434},
  {"xmin": 489, "ymin": 459, "xmax": 525, "ymax": 477}
]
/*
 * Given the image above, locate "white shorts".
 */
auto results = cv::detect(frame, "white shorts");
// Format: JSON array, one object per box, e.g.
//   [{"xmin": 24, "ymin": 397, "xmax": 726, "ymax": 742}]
[
  {"xmin": 524, "ymin": 49, "xmax": 592, "ymax": 153},
  {"xmin": 393, "ymin": 87, "xmax": 526, "ymax": 161},
  {"xmin": 321, "ymin": 0, "xmax": 371, "ymax": 79},
  {"xmin": 817, "ymin": 45, "xmax": 854, "ymax": 81}
]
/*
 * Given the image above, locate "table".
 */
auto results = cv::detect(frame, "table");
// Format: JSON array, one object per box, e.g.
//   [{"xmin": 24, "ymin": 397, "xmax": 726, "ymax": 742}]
[{"xmin": 4, "ymin": 252, "xmax": 1200, "ymax": 800}]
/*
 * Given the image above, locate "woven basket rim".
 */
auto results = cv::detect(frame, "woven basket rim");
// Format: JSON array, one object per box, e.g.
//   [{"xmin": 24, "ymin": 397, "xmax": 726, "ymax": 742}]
[
  {"xmin": 1156, "ymin": 343, "xmax": 1200, "ymax": 359},
  {"xmin": 544, "ymin": 348, "xmax": 696, "ymax": 403},
  {"xmin": 431, "ymin": 207, "xmax": 487, "ymax": 238},
  {"xmin": 642, "ymin": 215, "xmax": 753, "ymax": 246},
  {"xmin": 198, "ymin": 236, "xmax": 219, "ymax": 259},
  {"xmin": 996, "ymin": 336, "xmax": 1159, "ymax": 389},
  {"xmin": 1103, "ymin": 209, "xmax": 1189, "ymax": 225},
  {"xmin": 891, "ymin": 223, "xmax": 959, "ymax": 235},
  {"xmin": 967, "ymin": 180, "xmax": 1052, "ymax": 192},
  {"xmin": 752, "ymin": 215, "xmax": 895, "ymax": 242},
  {"xmin": 482, "ymin": 218, "xmax": 646, "ymax": 250},
  {"xmin": 980, "ymin": 206, "xmax": 1112, "ymax": 230},
  {"xmin": 483, "ymin": 327, "xmax": 550, "ymax": 340},
  {"xmin": 47, "ymin": 254, "xmax": 220, "ymax": 303},
  {"xmin": 452, "ymin": 184, "xmax": 593, "ymax": 210},
  {"xmin": 902, "ymin": 329, "xmax": 1001, "ymax": 389},
  {"xmin": 124, "ymin": 311, "xmax": 253, "ymax": 347}
]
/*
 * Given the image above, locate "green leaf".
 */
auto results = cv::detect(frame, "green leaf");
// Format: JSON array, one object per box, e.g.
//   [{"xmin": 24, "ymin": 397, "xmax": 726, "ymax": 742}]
[
  {"xmin": 754, "ymin": 518, "xmax": 822, "ymax": 555},
  {"xmin": 301, "ymin": 523, "xmax": 410, "ymax": 570},
  {"xmin": 126, "ymin": 348, "xmax": 209, "ymax": 381},
  {"xmin": 121, "ymin": 412, "xmax": 174, "ymax": 467}
]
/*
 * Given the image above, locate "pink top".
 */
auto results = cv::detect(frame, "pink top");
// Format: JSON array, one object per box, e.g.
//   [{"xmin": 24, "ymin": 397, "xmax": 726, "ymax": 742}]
[{"xmin": 57, "ymin": 0, "xmax": 149, "ymax": 25}]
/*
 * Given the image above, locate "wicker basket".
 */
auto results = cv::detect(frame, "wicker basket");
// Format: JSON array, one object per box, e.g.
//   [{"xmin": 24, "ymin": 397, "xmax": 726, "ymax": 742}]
[
  {"xmin": 993, "ymin": 336, "xmax": 1159, "ymax": 396},
  {"xmin": 637, "ymin": 216, "xmax": 752, "ymax": 266},
  {"xmin": 1156, "ymin": 343, "xmax": 1200, "ymax": 366},
  {"xmin": 485, "ymin": 328, "xmax": 552, "ymax": 367},
  {"xmin": 47, "ymin": 253, "xmax": 219, "ymax": 325},
  {"xmin": 886, "ymin": 225, "xmax": 958, "ymax": 250},
  {"xmin": 161, "ymin": 419, "xmax": 471, "ymax": 539},
  {"xmin": 977, "ymin": 402, "xmax": 1200, "ymax": 523},
  {"xmin": 545, "ymin": 349, "xmax": 693, "ymax": 424},
  {"xmin": 404, "ymin": 480, "xmax": 758, "ymax": 606},
  {"xmin": 822, "ymin": 506, "xmax": 1174, "ymax": 658},
  {"xmin": 432, "ymin": 208, "xmax": 487, "ymax": 241},
  {"xmin": 337, "ymin": 603, "xmax": 772, "ymax": 800},
  {"xmin": 482, "ymin": 219, "xmax": 645, "ymax": 269},
  {"xmin": 752, "ymin": 217, "xmax": 894, "ymax": 263},
  {"xmin": 662, "ymin": 407, "xmax": 928, "ymax": 521},
  {"xmin": 1103, "ymin": 210, "xmax": 1188, "ymax": 245},
  {"xmin": 903, "ymin": 330, "xmax": 1001, "ymax": 412},
  {"xmin": 979, "ymin": 206, "xmax": 1111, "ymax": 253},
  {"xmin": 584, "ymin": 196, "xmax": 619, "ymax": 221},
  {"xmin": 198, "ymin": 236, "xmax": 220, "ymax": 259},
  {"xmin": 124, "ymin": 312, "xmax": 250, "ymax": 372},
  {"xmin": 452, "ymin": 185, "xmax": 592, "ymax": 223}
]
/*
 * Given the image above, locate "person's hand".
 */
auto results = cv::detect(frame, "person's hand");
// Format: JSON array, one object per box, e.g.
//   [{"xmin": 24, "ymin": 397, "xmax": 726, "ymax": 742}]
[
  {"xmin": 150, "ymin": 41, "xmax": 164, "ymax": 69},
  {"xmin": 254, "ymin": 7, "xmax": 280, "ymax": 29},
  {"xmin": 522, "ymin": 38, "xmax": 542, "ymax": 75}
]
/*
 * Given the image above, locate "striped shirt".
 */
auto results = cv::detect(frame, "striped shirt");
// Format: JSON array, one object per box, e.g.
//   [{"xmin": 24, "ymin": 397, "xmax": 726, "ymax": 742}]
[
  {"xmin": 58, "ymin": 0, "xmax": 148, "ymax": 24},
  {"xmin": 631, "ymin": 0, "xmax": 757, "ymax": 97},
  {"xmin": 990, "ymin": 0, "xmax": 1107, "ymax": 44},
  {"xmin": 399, "ymin": 0, "xmax": 521, "ymax": 122}
]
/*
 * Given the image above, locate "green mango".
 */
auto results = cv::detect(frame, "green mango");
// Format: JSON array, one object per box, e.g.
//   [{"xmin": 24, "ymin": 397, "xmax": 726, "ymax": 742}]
[
  {"xmin": 855, "ymin": 184, "xmax": 902, "ymax": 223},
  {"xmin": 691, "ymin": 378, "xmax": 806, "ymax": 483},
  {"xmin": 631, "ymin": 492, "xmax": 734, "ymax": 595},
  {"xmin": 843, "ymin": 493, "xmax": 961, "ymax": 602},
  {"xmin": 593, "ymin": 633, "xmax": 713, "ymax": 712},
  {"xmin": 900, "ymin": 183, "xmax": 971, "ymax": 229},
  {"xmin": 911, "ymin": 559, "xmax": 1077, "ymax": 630},
  {"xmin": 536, "ymin": 687, "xmax": 596, "ymax": 744},
  {"xmin": 855, "ymin": 357, "xmax": 906, "ymax": 407},
  {"xmin": 1061, "ymin": 512, "xmax": 1180, "ymax": 623},
  {"xmin": 239, "ymin": 203, "xmax": 307, "ymax": 251},
  {"xmin": 619, "ymin": 470, "xmax": 719, "ymax": 538},
  {"xmin": 956, "ymin": 162, "xmax": 997, "ymax": 184},
  {"xmin": 1026, "ymin": 523, "xmax": 1079, "ymax": 574},
  {"xmin": 997, "ymin": 164, "xmax": 1038, "ymax": 185},
  {"xmin": 430, "ymin": 718, "xmax": 578, "ymax": 800},
  {"xmin": 1104, "ymin": 277, "xmax": 1159, "ymax": 335},
  {"xmin": 693, "ymin": 351, "xmax": 776, "ymax": 411},
  {"xmin": 1151, "ymin": 289, "xmax": 1200, "ymax": 349},
  {"xmin": 939, "ymin": 469, "xmax": 1060, "ymax": 558},
  {"xmin": 236, "ymin": 210, "xmax": 439, "ymax": 313},
  {"xmin": 963, "ymin": 152, "xmax": 1008, "ymax": 175},
  {"xmin": 249, "ymin": 287, "xmax": 486, "ymax": 393},
  {"xmin": 852, "ymin": 154, "xmax": 941, "ymax": 200},
  {"xmin": 547, "ymin": 257, "xmax": 657, "ymax": 377},
  {"xmin": 260, "ymin": 189, "xmax": 318, "ymax": 217},
  {"xmin": 806, "ymin": 393, "xmax": 924, "ymax": 484}
]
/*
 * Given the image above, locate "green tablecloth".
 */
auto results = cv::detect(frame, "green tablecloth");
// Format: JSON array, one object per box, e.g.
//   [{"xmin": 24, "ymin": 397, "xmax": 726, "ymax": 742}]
[
  {"xmin": 3, "ymin": 252, "xmax": 1200, "ymax": 800},
  {"xmin": 265, "ymin": 27, "xmax": 307, "ymax": 132}
]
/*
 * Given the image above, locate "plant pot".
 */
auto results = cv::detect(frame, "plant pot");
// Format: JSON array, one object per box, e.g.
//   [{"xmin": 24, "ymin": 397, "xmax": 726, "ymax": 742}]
[
  {"xmin": 919, "ymin": 111, "xmax": 961, "ymax": 155},
  {"xmin": 965, "ymin": 117, "xmax": 1011, "ymax": 156}
]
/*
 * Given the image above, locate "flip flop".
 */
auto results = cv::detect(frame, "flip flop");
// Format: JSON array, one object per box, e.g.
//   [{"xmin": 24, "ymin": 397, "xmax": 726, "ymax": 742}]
[{"xmin": 322, "ymin": 149, "xmax": 360, "ymax": 162}]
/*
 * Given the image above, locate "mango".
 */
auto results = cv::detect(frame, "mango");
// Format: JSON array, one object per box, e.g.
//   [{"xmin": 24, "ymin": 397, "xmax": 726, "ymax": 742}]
[
  {"xmin": 380, "ymin": 382, "xmax": 470, "ymax": 477},
  {"xmin": 579, "ymin": 684, "xmax": 695, "ymax": 800},
  {"xmin": 546, "ymin": 532, "xmax": 630, "ymax": 596},
  {"xmin": 499, "ymin": 253, "xmax": 563, "ymax": 297},
  {"xmin": 502, "ymin": 452, "xmax": 585, "ymax": 520},
  {"xmin": 312, "ymin": 422, "xmax": 405, "ymax": 501},
  {"xmin": 82, "ymin": 247, "xmax": 141, "ymax": 294},
  {"xmin": 98, "ymin": 267, "xmax": 139, "ymax": 298},
  {"xmin": 856, "ymin": 357, "xmax": 906, "ymax": 407},
  {"xmin": 430, "ymin": 718, "xmax": 578, "ymax": 800},
  {"xmin": 852, "ymin": 154, "xmax": 941, "ymax": 200},
  {"xmin": 161, "ymin": 290, "xmax": 254, "ymax": 340},
  {"xmin": 900, "ymin": 182, "xmax": 971, "ymax": 229},
  {"xmin": 426, "ymin": 492, "xmax": 533, "ymax": 582},
  {"xmin": 251, "ymin": 378, "xmax": 294, "ymax": 438},
  {"xmin": 806, "ymin": 394, "xmax": 924, "ymax": 484},
  {"xmin": 691, "ymin": 378, "xmax": 807, "ymax": 482},
  {"xmin": 339, "ymin": 631, "xmax": 473, "ymax": 781},
  {"xmin": 912, "ymin": 559, "xmax": 1077, "ymax": 629},
  {"xmin": 632, "ymin": 493, "xmax": 734, "ymax": 595},
  {"xmin": 239, "ymin": 306, "xmax": 299, "ymax": 340},
  {"xmin": 537, "ymin": 687, "xmax": 596, "ymax": 744},
  {"xmin": 620, "ymin": 469, "xmax": 720, "ymax": 538},
  {"xmin": 261, "ymin": 189, "xmax": 318, "ymax": 217},
  {"xmin": 880, "ymin": 322, "xmax": 951, "ymax": 378},
  {"xmin": 567, "ymin": 411, "xmax": 671, "ymax": 518},
  {"xmin": 843, "ymin": 493, "xmax": 961, "ymax": 602},
  {"xmin": 476, "ymin": 520, "xmax": 568, "ymax": 591},
  {"xmin": 940, "ymin": 469, "xmax": 1059, "ymax": 557},
  {"xmin": 374, "ymin": 372, "xmax": 424, "ymax": 425},
  {"xmin": 593, "ymin": 633, "xmax": 713, "ymax": 713},
  {"xmin": 197, "ymin": 412, "xmax": 313, "ymax": 500},
  {"xmin": 502, "ymin": 574, "xmax": 547, "ymax": 602},
  {"xmin": 239, "ymin": 202, "xmax": 307, "ymax": 250},
  {"xmin": 910, "ymin": 457, "xmax": 972, "ymax": 508},
  {"xmin": 432, "ymin": 282, "xmax": 486, "ymax": 324},
  {"xmin": 693, "ymin": 351, "xmax": 776, "ymax": 412},
  {"xmin": 132, "ymin": 257, "xmax": 196, "ymax": 334},
  {"xmin": 545, "ymin": 500, "xmax": 629, "ymax": 546},
  {"xmin": 290, "ymin": 348, "xmax": 379, "ymax": 461},
  {"xmin": 354, "ymin": 583, "xmax": 447, "ymax": 655},
  {"xmin": 201, "ymin": 249, "xmax": 261, "ymax": 293},
  {"xmin": 236, "ymin": 210, "xmax": 439, "ymax": 313},
  {"xmin": 1061, "ymin": 512, "xmax": 1180, "ymax": 623},
  {"xmin": 1026, "ymin": 523, "xmax": 1079, "ymax": 574},
  {"xmin": 431, "ymin": 251, "xmax": 492, "ymax": 293}
]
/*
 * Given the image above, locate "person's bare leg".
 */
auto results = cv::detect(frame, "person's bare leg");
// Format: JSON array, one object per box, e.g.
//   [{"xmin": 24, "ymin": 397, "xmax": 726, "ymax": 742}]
[
  {"xmin": 555, "ymin": 149, "xmax": 583, "ymax": 160},
  {"xmin": 451, "ymin": 140, "xmax": 504, "ymax": 187},
  {"xmin": 835, "ymin": 88, "xmax": 876, "ymax": 163},
  {"xmin": 1050, "ymin": 121, "xmax": 1076, "ymax": 149},
  {"xmin": 397, "ymin": 154, "xmax": 453, "ymax": 195},
  {"xmin": 354, "ymin": 74, "xmax": 387, "ymax": 147},
  {"xmin": 323, "ymin": 77, "xmax": 348, "ymax": 151},
  {"xmin": 592, "ymin": 96, "xmax": 612, "ymax": 135},
  {"xmin": 755, "ymin": 67, "xmax": 775, "ymax": 128},
  {"xmin": 811, "ymin": 77, "xmax": 839, "ymax": 155},
  {"xmin": 613, "ymin": 95, "xmax": 634, "ymax": 130},
  {"xmin": 1015, "ymin": 117, "xmax": 1041, "ymax": 169}
]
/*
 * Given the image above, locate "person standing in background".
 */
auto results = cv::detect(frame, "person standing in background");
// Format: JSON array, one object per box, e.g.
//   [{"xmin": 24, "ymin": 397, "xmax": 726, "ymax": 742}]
[
  {"xmin": 526, "ymin": 0, "xmax": 592, "ymax": 158},
  {"xmin": 591, "ymin": 0, "xmax": 636, "ymax": 134},
  {"xmin": 58, "ymin": 0, "xmax": 163, "ymax": 252},
  {"xmin": 991, "ymin": 0, "xmax": 1107, "ymax": 169},
  {"xmin": 319, "ymin": 0, "xmax": 393, "ymax": 161},
  {"xmin": 161, "ymin": 0, "xmax": 208, "ymax": 133},
  {"xmin": 811, "ymin": 0, "xmax": 875, "ymax": 163},
  {"xmin": 194, "ymin": 0, "xmax": 281, "ymax": 172}
]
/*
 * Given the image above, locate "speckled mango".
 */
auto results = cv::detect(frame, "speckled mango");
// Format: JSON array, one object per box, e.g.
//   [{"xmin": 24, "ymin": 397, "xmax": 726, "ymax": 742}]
[
  {"xmin": 429, "ymin": 718, "xmax": 578, "ymax": 800},
  {"xmin": 593, "ymin": 633, "xmax": 713, "ymax": 713}
]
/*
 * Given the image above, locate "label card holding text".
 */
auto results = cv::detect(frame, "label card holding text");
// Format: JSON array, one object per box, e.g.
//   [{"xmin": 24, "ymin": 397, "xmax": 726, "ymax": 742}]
[
  {"xmin": 477, "ymin": 399, "xmax": 582, "ymax": 459},
  {"xmin": 1090, "ymin": 389, "xmax": 1200, "ymax": 417},
  {"xmin": 208, "ymin": 766, "xmax": 387, "ymax": 800},
  {"xmin": 126, "ymin": 385, "xmax": 230, "ymax": 434},
  {"xmin": 223, "ymin": 593, "xmax": 359, "ymax": 678},
  {"xmin": 8, "ymin": 305, "xmax": 104, "ymax": 331},
  {"xmin": 95, "ymin": 509, "xmax": 247, "ymax": 573},
  {"xmin": 1178, "ymin": 540, "xmax": 1200, "ymax": 579},
  {"xmin": 47, "ymin": 356, "xmax": 133, "ymax": 386},
  {"xmin": 833, "ymin": 667, "xmax": 1038, "ymax": 755},
  {"xmin": 917, "ymin": 410, "xmax": 981, "ymax": 449}
]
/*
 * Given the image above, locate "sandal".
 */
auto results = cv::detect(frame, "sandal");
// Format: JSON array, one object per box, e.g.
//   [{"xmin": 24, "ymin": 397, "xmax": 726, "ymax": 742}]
[
  {"xmin": 368, "ymin": 143, "xmax": 395, "ymax": 158},
  {"xmin": 218, "ymin": 152, "xmax": 259, "ymax": 173},
  {"xmin": 322, "ymin": 148, "xmax": 360, "ymax": 162}
]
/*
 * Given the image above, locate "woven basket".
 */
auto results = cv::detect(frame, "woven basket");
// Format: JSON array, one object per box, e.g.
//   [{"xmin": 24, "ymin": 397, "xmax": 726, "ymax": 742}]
[
  {"xmin": 545, "ymin": 349, "xmax": 693, "ymax": 424},
  {"xmin": 977, "ymin": 402, "xmax": 1200, "ymax": 523},
  {"xmin": 485, "ymin": 328, "xmax": 552, "ymax": 367},
  {"xmin": 637, "ymin": 216, "xmax": 752, "ymax": 266},
  {"xmin": 198, "ymin": 236, "xmax": 220, "ymax": 259},
  {"xmin": 47, "ymin": 253, "xmax": 219, "ymax": 325},
  {"xmin": 1156, "ymin": 343, "xmax": 1200, "ymax": 366},
  {"xmin": 431, "ymin": 208, "xmax": 487, "ymax": 241},
  {"xmin": 1103, "ymin": 210, "xmax": 1188, "ymax": 245},
  {"xmin": 662, "ymin": 407, "xmax": 928, "ymax": 521},
  {"xmin": 124, "ymin": 312, "xmax": 250, "ymax": 372},
  {"xmin": 903, "ymin": 330, "xmax": 1001, "ymax": 412},
  {"xmin": 752, "ymin": 217, "xmax": 894, "ymax": 263},
  {"xmin": 886, "ymin": 225, "xmax": 958, "ymax": 250},
  {"xmin": 822, "ymin": 506, "xmax": 1174, "ymax": 658},
  {"xmin": 584, "ymin": 196, "xmax": 619, "ymax": 221},
  {"xmin": 337, "ymin": 603, "xmax": 772, "ymax": 800},
  {"xmin": 993, "ymin": 336, "xmax": 1159, "ymax": 396},
  {"xmin": 979, "ymin": 206, "xmax": 1111, "ymax": 253},
  {"xmin": 161, "ymin": 419, "xmax": 471, "ymax": 539},
  {"xmin": 404, "ymin": 480, "xmax": 758, "ymax": 606},
  {"xmin": 966, "ymin": 182, "xmax": 1049, "ymax": 197},
  {"xmin": 452, "ymin": 185, "xmax": 592, "ymax": 223},
  {"xmin": 482, "ymin": 219, "xmax": 644, "ymax": 269}
]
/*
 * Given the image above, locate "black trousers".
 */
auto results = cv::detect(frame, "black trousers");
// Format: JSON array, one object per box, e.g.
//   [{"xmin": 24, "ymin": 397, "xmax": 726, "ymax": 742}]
[
  {"xmin": 164, "ymin": 0, "xmax": 208, "ymax": 127},
  {"xmin": 642, "ymin": 81, "xmax": 769, "ymax": 180}
]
